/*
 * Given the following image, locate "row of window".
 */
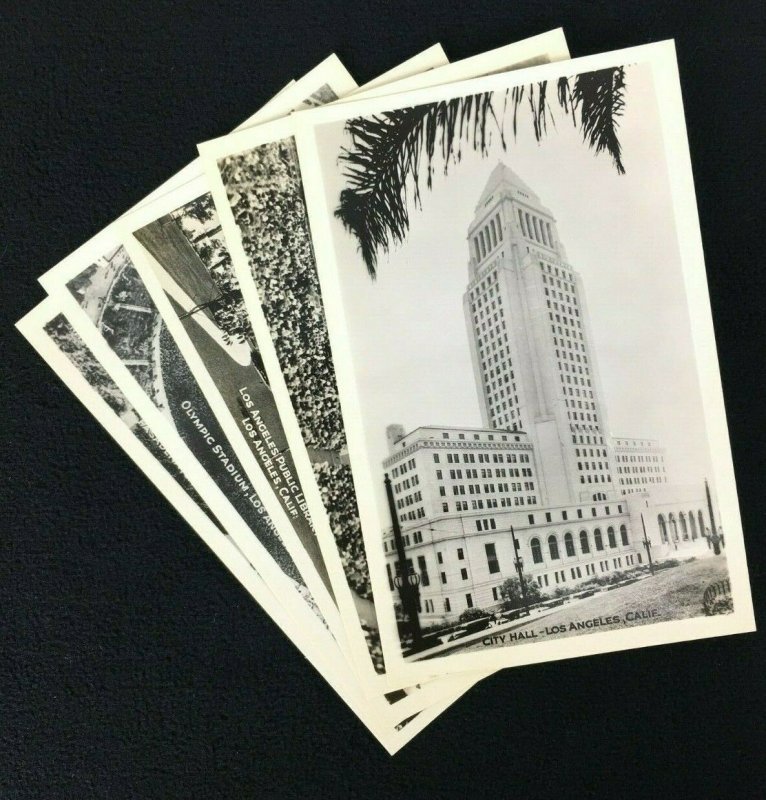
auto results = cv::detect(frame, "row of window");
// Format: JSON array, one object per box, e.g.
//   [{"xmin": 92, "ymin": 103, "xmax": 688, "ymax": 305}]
[
  {"xmin": 534, "ymin": 554, "xmax": 641, "ymax": 587},
  {"xmin": 393, "ymin": 474, "xmax": 419, "ymax": 493},
  {"xmin": 472, "ymin": 212, "xmax": 504, "ymax": 262},
  {"xmin": 398, "ymin": 507, "xmax": 425, "ymax": 523},
  {"xmin": 437, "ymin": 467, "xmax": 529, "ymax": 480},
  {"xmin": 541, "ymin": 260, "xmax": 571, "ymax": 283},
  {"xmin": 468, "ymin": 262, "xmax": 499, "ymax": 298},
  {"xmin": 530, "ymin": 526, "xmax": 629, "ymax": 563},
  {"xmin": 439, "ymin": 496, "xmax": 537, "ymax": 513},
  {"xmin": 617, "ymin": 465, "xmax": 664, "ymax": 475},
  {"xmin": 571, "ymin": 433, "xmax": 607, "ymax": 446},
  {"xmin": 476, "ymin": 313, "xmax": 505, "ymax": 347},
  {"xmin": 548, "ymin": 310, "xmax": 582, "ymax": 338},
  {"xmin": 620, "ymin": 476, "xmax": 667, "ymax": 488},
  {"xmin": 438, "ymin": 451, "xmax": 530, "ymax": 465},
  {"xmin": 658, "ymin": 511, "xmax": 705, "ymax": 542},
  {"xmin": 562, "ymin": 374, "xmax": 592, "ymax": 392},
  {"xmin": 395, "ymin": 489, "xmax": 422, "ymax": 509},
  {"xmin": 471, "ymin": 275, "xmax": 499, "ymax": 308},
  {"xmin": 528, "ymin": 504, "xmax": 623, "ymax": 526},
  {"xmin": 474, "ymin": 304, "xmax": 504, "ymax": 333},
  {"xmin": 390, "ymin": 517, "xmax": 631, "ymax": 580},
  {"xmin": 519, "ymin": 209, "xmax": 554, "ymax": 248},
  {"xmin": 473, "ymin": 288, "xmax": 501, "ymax": 317},
  {"xmin": 576, "ymin": 447, "xmax": 606, "ymax": 458},
  {"xmin": 446, "ymin": 481, "xmax": 534, "ymax": 496},
  {"xmin": 436, "ymin": 429, "xmax": 522, "ymax": 443},
  {"xmin": 547, "ymin": 297, "xmax": 581, "ymax": 323},
  {"xmin": 579, "ymin": 473, "xmax": 612, "ymax": 485},
  {"xmin": 391, "ymin": 457, "xmax": 416, "ymax": 478},
  {"xmin": 484, "ymin": 370, "xmax": 515, "ymax": 397}
]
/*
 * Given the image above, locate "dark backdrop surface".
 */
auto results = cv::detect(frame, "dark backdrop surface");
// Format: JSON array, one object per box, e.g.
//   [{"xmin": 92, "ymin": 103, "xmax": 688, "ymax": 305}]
[{"xmin": 2, "ymin": 1, "xmax": 764, "ymax": 797}]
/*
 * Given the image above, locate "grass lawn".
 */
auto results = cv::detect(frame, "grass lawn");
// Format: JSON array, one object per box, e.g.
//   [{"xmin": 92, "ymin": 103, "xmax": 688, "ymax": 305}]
[{"xmin": 459, "ymin": 555, "xmax": 731, "ymax": 651}]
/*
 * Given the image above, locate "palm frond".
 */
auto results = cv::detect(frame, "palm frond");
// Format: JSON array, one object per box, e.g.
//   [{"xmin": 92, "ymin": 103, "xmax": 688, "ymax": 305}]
[
  {"xmin": 336, "ymin": 66, "xmax": 627, "ymax": 275},
  {"xmin": 335, "ymin": 94, "xmax": 500, "ymax": 278},
  {"xmin": 559, "ymin": 67, "xmax": 626, "ymax": 174}
]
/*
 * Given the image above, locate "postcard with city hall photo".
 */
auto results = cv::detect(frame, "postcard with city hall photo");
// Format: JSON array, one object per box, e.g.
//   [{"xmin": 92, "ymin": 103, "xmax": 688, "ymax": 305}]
[{"xmin": 295, "ymin": 40, "xmax": 756, "ymax": 683}]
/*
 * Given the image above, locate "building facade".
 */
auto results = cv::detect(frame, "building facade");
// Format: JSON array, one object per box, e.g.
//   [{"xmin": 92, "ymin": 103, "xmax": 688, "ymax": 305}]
[{"xmin": 382, "ymin": 164, "xmax": 715, "ymax": 625}]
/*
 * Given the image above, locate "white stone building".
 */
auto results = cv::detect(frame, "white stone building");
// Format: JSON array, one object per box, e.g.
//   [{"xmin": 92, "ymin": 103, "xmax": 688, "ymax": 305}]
[{"xmin": 382, "ymin": 164, "xmax": 717, "ymax": 625}]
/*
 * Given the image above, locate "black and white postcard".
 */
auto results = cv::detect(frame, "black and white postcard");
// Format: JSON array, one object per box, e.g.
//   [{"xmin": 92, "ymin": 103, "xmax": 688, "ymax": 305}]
[
  {"xmin": 16, "ymin": 300, "xmax": 464, "ymax": 755},
  {"xmin": 290, "ymin": 40, "xmax": 754, "ymax": 684},
  {"xmin": 198, "ymin": 30, "xmax": 570, "ymax": 693}
]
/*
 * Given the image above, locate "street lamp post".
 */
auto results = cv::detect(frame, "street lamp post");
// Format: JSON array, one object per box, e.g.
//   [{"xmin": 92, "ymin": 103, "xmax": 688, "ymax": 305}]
[
  {"xmin": 640, "ymin": 513, "xmax": 655, "ymax": 576},
  {"xmin": 384, "ymin": 473, "xmax": 423, "ymax": 651},
  {"xmin": 510, "ymin": 526, "xmax": 530, "ymax": 615},
  {"xmin": 705, "ymin": 479, "xmax": 722, "ymax": 555}
]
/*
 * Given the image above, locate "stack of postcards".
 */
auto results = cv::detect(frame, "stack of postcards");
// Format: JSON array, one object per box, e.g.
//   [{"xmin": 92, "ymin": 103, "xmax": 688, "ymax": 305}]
[{"xmin": 18, "ymin": 30, "xmax": 755, "ymax": 753}]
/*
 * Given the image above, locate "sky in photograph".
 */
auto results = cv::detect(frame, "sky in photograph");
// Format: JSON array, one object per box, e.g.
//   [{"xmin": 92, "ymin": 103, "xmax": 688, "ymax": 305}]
[{"xmin": 312, "ymin": 60, "xmax": 717, "ymax": 523}]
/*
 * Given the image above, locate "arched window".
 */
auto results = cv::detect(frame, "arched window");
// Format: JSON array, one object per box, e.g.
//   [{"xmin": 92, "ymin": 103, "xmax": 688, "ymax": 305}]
[
  {"xmin": 669, "ymin": 513, "xmax": 678, "ymax": 541},
  {"xmin": 620, "ymin": 524, "xmax": 629, "ymax": 546},
  {"xmin": 564, "ymin": 532, "xmax": 575, "ymax": 557},
  {"xmin": 594, "ymin": 528, "xmax": 604, "ymax": 551},
  {"xmin": 579, "ymin": 530, "xmax": 590, "ymax": 554},
  {"xmin": 548, "ymin": 535, "xmax": 560, "ymax": 560},
  {"xmin": 607, "ymin": 526, "xmax": 617, "ymax": 548},
  {"xmin": 689, "ymin": 511, "xmax": 698, "ymax": 540},
  {"xmin": 698, "ymin": 510, "xmax": 705, "ymax": 537},
  {"xmin": 530, "ymin": 537, "xmax": 543, "ymax": 564},
  {"xmin": 658, "ymin": 515, "xmax": 668, "ymax": 543},
  {"xmin": 680, "ymin": 512, "xmax": 689, "ymax": 540}
]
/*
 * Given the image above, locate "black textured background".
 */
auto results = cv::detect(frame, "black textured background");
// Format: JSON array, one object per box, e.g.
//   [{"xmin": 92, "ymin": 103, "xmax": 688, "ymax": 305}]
[{"xmin": 2, "ymin": 2, "xmax": 765, "ymax": 797}]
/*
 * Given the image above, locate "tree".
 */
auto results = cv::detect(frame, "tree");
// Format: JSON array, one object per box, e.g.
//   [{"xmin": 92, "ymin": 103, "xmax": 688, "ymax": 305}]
[
  {"xmin": 458, "ymin": 607, "xmax": 489, "ymax": 624},
  {"xmin": 499, "ymin": 575, "xmax": 543, "ymax": 610},
  {"xmin": 334, "ymin": 66, "xmax": 627, "ymax": 278}
]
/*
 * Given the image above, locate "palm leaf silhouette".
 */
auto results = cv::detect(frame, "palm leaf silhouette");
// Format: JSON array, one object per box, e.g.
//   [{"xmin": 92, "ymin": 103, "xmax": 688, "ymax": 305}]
[{"xmin": 335, "ymin": 66, "xmax": 626, "ymax": 277}]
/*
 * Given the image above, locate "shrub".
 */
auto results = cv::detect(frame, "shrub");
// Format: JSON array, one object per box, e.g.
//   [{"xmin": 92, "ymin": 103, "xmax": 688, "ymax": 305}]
[
  {"xmin": 654, "ymin": 558, "xmax": 681, "ymax": 572},
  {"xmin": 458, "ymin": 607, "xmax": 490, "ymax": 624},
  {"xmin": 499, "ymin": 576, "xmax": 543, "ymax": 610}
]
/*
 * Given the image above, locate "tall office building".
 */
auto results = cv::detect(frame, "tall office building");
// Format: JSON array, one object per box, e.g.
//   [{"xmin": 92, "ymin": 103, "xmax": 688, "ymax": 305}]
[{"xmin": 463, "ymin": 163, "xmax": 616, "ymax": 506}]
